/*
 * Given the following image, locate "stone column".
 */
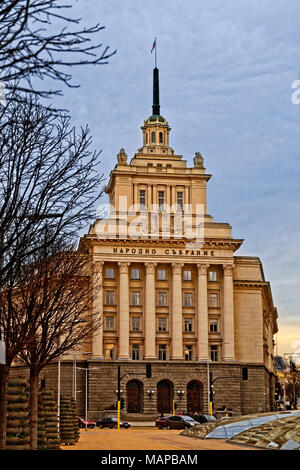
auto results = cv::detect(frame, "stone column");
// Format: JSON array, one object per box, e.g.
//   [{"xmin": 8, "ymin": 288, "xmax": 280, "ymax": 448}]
[
  {"xmin": 196, "ymin": 263, "xmax": 209, "ymax": 360},
  {"xmin": 223, "ymin": 264, "xmax": 235, "ymax": 361},
  {"xmin": 92, "ymin": 261, "xmax": 104, "ymax": 358},
  {"xmin": 171, "ymin": 263, "xmax": 184, "ymax": 359},
  {"xmin": 118, "ymin": 261, "xmax": 131, "ymax": 359},
  {"xmin": 144, "ymin": 263, "xmax": 157, "ymax": 359}
]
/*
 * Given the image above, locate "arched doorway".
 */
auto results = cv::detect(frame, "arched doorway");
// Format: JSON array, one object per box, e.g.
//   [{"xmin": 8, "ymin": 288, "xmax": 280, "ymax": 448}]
[
  {"xmin": 127, "ymin": 380, "xmax": 143, "ymax": 413},
  {"xmin": 157, "ymin": 380, "xmax": 174, "ymax": 413},
  {"xmin": 187, "ymin": 380, "xmax": 203, "ymax": 413}
]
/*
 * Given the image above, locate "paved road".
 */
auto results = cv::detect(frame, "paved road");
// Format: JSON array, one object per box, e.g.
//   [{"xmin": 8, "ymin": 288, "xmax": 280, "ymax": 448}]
[{"xmin": 62, "ymin": 428, "xmax": 255, "ymax": 451}]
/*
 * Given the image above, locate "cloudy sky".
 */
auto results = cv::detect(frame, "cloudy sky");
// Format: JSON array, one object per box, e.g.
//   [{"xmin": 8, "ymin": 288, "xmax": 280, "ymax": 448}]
[{"xmin": 49, "ymin": 0, "xmax": 300, "ymax": 358}]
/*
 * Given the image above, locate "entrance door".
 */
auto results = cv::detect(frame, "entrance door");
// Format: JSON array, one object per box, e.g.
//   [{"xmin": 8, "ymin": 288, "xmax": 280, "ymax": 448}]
[
  {"xmin": 127, "ymin": 380, "xmax": 142, "ymax": 413},
  {"xmin": 187, "ymin": 381, "xmax": 202, "ymax": 413},
  {"xmin": 157, "ymin": 380, "xmax": 173, "ymax": 413}
]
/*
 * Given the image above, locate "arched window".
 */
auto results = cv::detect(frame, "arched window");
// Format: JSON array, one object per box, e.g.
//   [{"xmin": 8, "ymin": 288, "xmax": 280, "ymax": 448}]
[
  {"xmin": 187, "ymin": 380, "xmax": 203, "ymax": 413},
  {"xmin": 157, "ymin": 380, "xmax": 174, "ymax": 413},
  {"xmin": 159, "ymin": 132, "xmax": 163, "ymax": 144},
  {"xmin": 151, "ymin": 131, "xmax": 156, "ymax": 143},
  {"xmin": 127, "ymin": 380, "xmax": 143, "ymax": 413}
]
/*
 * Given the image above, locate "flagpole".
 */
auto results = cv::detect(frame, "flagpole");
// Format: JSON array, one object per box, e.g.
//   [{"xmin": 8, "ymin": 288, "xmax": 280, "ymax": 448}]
[{"xmin": 155, "ymin": 36, "xmax": 157, "ymax": 68}]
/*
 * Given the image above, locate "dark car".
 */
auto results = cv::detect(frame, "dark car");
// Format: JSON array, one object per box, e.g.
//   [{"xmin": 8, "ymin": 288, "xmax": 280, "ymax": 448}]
[
  {"xmin": 155, "ymin": 416, "xmax": 168, "ymax": 429},
  {"xmin": 77, "ymin": 417, "xmax": 96, "ymax": 428},
  {"xmin": 156, "ymin": 415, "xmax": 199, "ymax": 430},
  {"xmin": 191, "ymin": 413, "xmax": 217, "ymax": 424},
  {"xmin": 96, "ymin": 417, "xmax": 131, "ymax": 429}
]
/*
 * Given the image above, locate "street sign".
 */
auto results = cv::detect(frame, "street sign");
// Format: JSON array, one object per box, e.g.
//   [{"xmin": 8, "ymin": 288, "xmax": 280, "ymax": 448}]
[{"xmin": 0, "ymin": 340, "xmax": 5, "ymax": 364}]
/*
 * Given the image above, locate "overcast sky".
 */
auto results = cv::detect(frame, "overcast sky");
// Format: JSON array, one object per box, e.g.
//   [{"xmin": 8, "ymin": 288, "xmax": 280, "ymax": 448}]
[{"xmin": 50, "ymin": 0, "xmax": 300, "ymax": 359}]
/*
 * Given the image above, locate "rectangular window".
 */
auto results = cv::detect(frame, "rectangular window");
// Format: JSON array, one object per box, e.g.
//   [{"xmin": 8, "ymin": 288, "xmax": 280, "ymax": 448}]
[
  {"xmin": 158, "ymin": 317, "xmax": 167, "ymax": 332},
  {"xmin": 139, "ymin": 190, "xmax": 146, "ymax": 208},
  {"xmin": 105, "ymin": 291, "xmax": 114, "ymax": 305},
  {"xmin": 131, "ymin": 268, "xmax": 140, "ymax": 280},
  {"xmin": 132, "ymin": 344, "xmax": 140, "ymax": 361},
  {"xmin": 184, "ymin": 345, "xmax": 193, "ymax": 361},
  {"xmin": 183, "ymin": 270, "xmax": 192, "ymax": 281},
  {"xmin": 208, "ymin": 293, "xmax": 218, "ymax": 308},
  {"xmin": 157, "ymin": 269, "xmax": 166, "ymax": 281},
  {"xmin": 105, "ymin": 316, "xmax": 114, "ymax": 330},
  {"xmin": 211, "ymin": 345, "xmax": 219, "ymax": 362},
  {"xmin": 184, "ymin": 292, "xmax": 193, "ymax": 307},
  {"xmin": 158, "ymin": 191, "xmax": 165, "ymax": 209},
  {"xmin": 209, "ymin": 271, "xmax": 218, "ymax": 282},
  {"xmin": 184, "ymin": 318, "xmax": 193, "ymax": 332},
  {"xmin": 209, "ymin": 320, "xmax": 218, "ymax": 333},
  {"xmin": 131, "ymin": 291, "xmax": 140, "ymax": 306},
  {"xmin": 132, "ymin": 317, "xmax": 141, "ymax": 331},
  {"xmin": 104, "ymin": 344, "xmax": 115, "ymax": 360},
  {"xmin": 158, "ymin": 344, "xmax": 167, "ymax": 361},
  {"xmin": 177, "ymin": 192, "xmax": 183, "ymax": 210},
  {"xmin": 105, "ymin": 268, "xmax": 114, "ymax": 279},
  {"xmin": 157, "ymin": 292, "xmax": 167, "ymax": 307}
]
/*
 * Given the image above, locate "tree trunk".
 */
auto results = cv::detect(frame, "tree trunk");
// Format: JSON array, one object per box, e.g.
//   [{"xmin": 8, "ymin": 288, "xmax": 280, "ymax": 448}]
[
  {"xmin": 29, "ymin": 369, "xmax": 39, "ymax": 450},
  {"xmin": 0, "ymin": 363, "xmax": 9, "ymax": 450}
]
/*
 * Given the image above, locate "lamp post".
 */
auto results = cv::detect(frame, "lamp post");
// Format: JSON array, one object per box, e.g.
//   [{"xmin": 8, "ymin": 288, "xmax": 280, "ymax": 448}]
[{"xmin": 76, "ymin": 366, "xmax": 98, "ymax": 431}]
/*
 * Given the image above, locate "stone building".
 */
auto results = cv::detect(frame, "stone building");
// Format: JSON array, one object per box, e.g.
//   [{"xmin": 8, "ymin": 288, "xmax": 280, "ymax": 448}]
[{"xmin": 12, "ymin": 66, "xmax": 278, "ymax": 419}]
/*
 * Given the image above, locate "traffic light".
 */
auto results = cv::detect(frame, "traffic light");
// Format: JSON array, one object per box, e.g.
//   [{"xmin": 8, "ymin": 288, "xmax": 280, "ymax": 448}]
[
  {"xmin": 146, "ymin": 363, "xmax": 152, "ymax": 378},
  {"xmin": 120, "ymin": 398, "xmax": 125, "ymax": 409},
  {"xmin": 290, "ymin": 360, "xmax": 297, "ymax": 376},
  {"xmin": 242, "ymin": 367, "xmax": 248, "ymax": 380}
]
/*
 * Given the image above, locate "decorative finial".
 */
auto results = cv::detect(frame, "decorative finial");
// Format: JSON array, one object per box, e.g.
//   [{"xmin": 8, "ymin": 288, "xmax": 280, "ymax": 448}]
[
  {"xmin": 117, "ymin": 148, "xmax": 127, "ymax": 165},
  {"xmin": 152, "ymin": 67, "xmax": 160, "ymax": 116},
  {"xmin": 193, "ymin": 152, "xmax": 204, "ymax": 168}
]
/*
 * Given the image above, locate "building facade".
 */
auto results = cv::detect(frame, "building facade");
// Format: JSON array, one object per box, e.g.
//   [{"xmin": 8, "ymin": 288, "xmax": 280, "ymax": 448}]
[{"xmin": 12, "ymin": 67, "xmax": 278, "ymax": 419}]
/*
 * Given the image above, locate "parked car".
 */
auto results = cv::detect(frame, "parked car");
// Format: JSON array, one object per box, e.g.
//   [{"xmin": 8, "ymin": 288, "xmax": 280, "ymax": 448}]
[
  {"xmin": 96, "ymin": 417, "xmax": 131, "ymax": 429},
  {"xmin": 77, "ymin": 417, "xmax": 96, "ymax": 428},
  {"xmin": 156, "ymin": 415, "xmax": 199, "ymax": 430},
  {"xmin": 191, "ymin": 413, "xmax": 217, "ymax": 424}
]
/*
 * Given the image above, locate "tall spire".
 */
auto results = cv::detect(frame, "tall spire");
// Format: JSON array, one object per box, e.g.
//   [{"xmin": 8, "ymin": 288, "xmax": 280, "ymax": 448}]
[{"xmin": 152, "ymin": 67, "xmax": 160, "ymax": 115}]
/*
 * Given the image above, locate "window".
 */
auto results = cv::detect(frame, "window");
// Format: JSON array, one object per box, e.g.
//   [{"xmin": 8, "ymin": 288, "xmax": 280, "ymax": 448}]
[
  {"xmin": 208, "ymin": 293, "xmax": 218, "ymax": 308},
  {"xmin": 148, "ymin": 162, "xmax": 153, "ymax": 167},
  {"xmin": 105, "ymin": 316, "xmax": 114, "ymax": 330},
  {"xmin": 105, "ymin": 291, "xmax": 114, "ymax": 305},
  {"xmin": 159, "ymin": 132, "xmax": 163, "ymax": 144},
  {"xmin": 132, "ymin": 317, "xmax": 141, "ymax": 331},
  {"xmin": 209, "ymin": 320, "xmax": 218, "ymax": 333},
  {"xmin": 209, "ymin": 271, "xmax": 218, "ymax": 282},
  {"xmin": 132, "ymin": 344, "xmax": 141, "ymax": 360},
  {"xmin": 131, "ymin": 291, "xmax": 140, "ymax": 306},
  {"xmin": 104, "ymin": 344, "xmax": 115, "ymax": 360},
  {"xmin": 131, "ymin": 268, "xmax": 140, "ymax": 280},
  {"xmin": 184, "ymin": 292, "xmax": 193, "ymax": 307},
  {"xmin": 184, "ymin": 318, "xmax": 193, "ymax": 332},
  {"xmin": 105, "ymin": 268, "xmax": 114, "ymax": 279},
  {"xmin": 158, "ymin": 317, "xmax": 167, "ymax": 332},
  {"xmin": 183, "ymin": 270, "xmax": 192, "ymax": 281},
  {"xmin": 211, "ymin": 345, "xmax": 219, "ymax": 362},
  {"xmin": 157, "ymin": 269, "xmax": 166, "ymax": 281},
  {"xmin": 158, "ymin": 191, "xmax": 164, "ymax": 209},
  {"xmin": 177, "ymin": 192, "xmax": 183, "ymax": 210},
  {"xmin": 157, "ymin": 292, "xmax": 167, "ymax": 307},
  {"xmin": 184, "ymin": 345, "xmax": 193, "ymax": 361},
  {"xmin": 158, "ymin": 344, "xmax": 167, "ymax": 361},
  {"xmin": 151, "ymin": 131, "xmax": 155, "ymax": 143},
  {"xmin": 139, "ymin": 190, "xmax": 146, "ymax": 208}
]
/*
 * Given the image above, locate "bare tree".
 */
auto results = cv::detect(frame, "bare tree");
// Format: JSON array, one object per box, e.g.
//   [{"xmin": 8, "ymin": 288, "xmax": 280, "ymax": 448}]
[
  {"xmin": 13, "ymin": 246, "xmax": 101, "ymax": 450},
  {"xmin": 0, "ymin": 0, "xmax": 116, "ymax": 103},
  {"xmin": 0, "ymin": 94, "xmax": 104, "ymax": 449}
]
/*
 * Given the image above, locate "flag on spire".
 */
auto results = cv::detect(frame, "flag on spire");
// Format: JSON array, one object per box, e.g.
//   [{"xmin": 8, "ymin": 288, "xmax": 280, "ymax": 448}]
[{"xmin": 151, "ymin": 39, "xmax": 156, "ymax": 53}]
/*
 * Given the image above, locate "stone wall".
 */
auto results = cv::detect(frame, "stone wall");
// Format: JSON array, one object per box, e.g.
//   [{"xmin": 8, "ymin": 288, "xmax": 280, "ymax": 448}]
[{"xmin": 10, "ymin": 360, "xmax": 275, "ymax": 420}]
